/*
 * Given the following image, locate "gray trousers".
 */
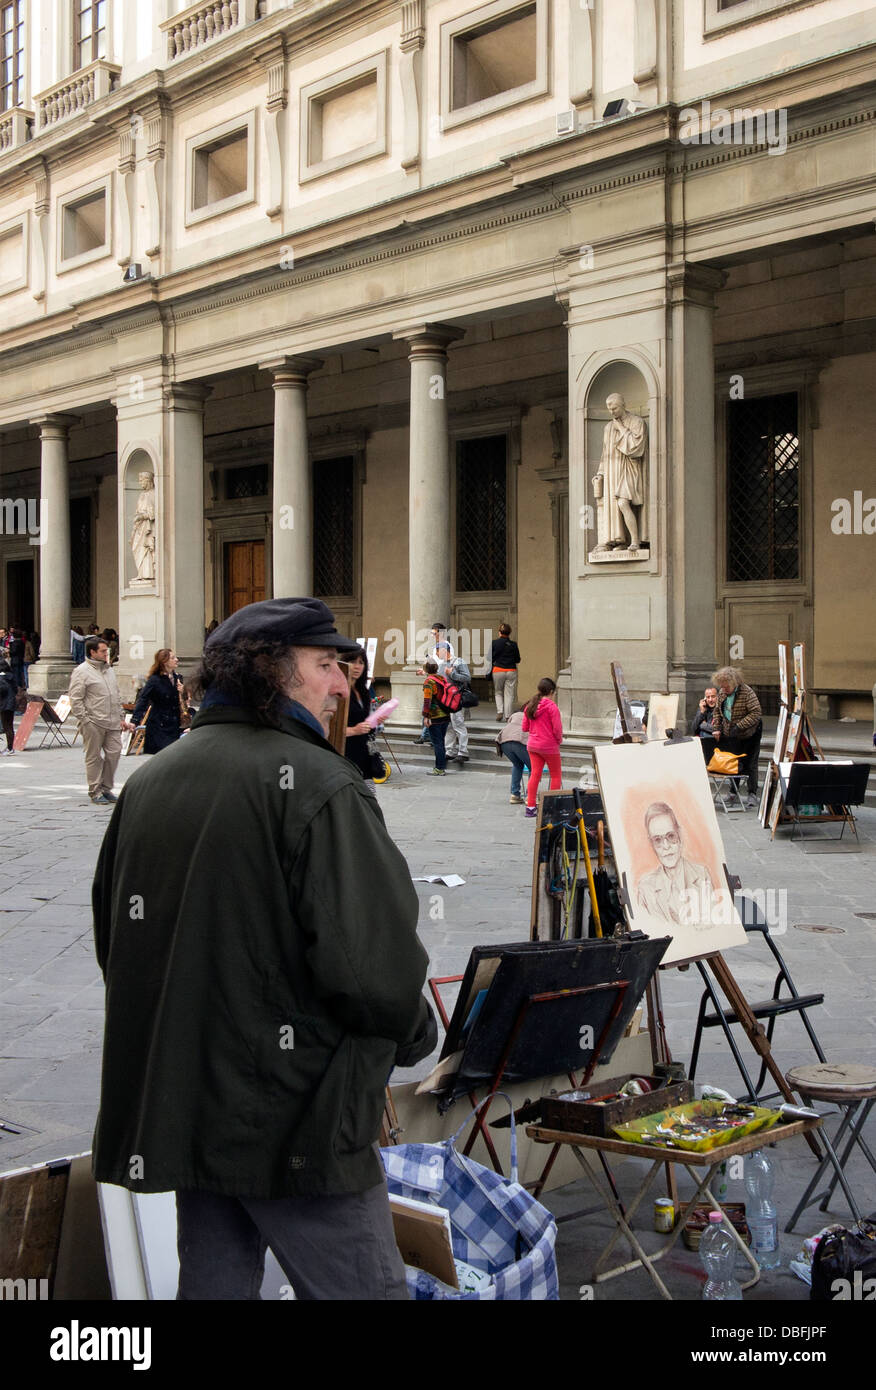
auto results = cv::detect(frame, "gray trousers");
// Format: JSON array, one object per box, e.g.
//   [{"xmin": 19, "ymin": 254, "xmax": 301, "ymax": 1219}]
[
  {"xmin": 176, "ymin": 1181, "xmax": 409, "ymax": 1300},
  {"xmin": 80, "ymin": 721, "xmax": 121, "ymax": 797}
]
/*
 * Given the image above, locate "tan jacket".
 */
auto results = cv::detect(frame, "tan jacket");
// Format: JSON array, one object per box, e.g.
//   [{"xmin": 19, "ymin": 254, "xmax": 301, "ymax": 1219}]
[{"xmin": 68, "ymin": 658, "xmax": 122, "ymax": 731}]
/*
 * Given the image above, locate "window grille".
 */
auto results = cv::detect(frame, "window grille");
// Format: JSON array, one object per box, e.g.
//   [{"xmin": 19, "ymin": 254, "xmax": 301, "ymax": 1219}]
[
  {"xmin": 456, "ymin": 435, "xmax": 507, "ymax": 592},
  {"xmin": 70, "ymin": 497, "xmax": 91, "ymax": 608},
  {"xmin": 225, "ymin": 465, "xmax": 268, "ymax": 499},
  {"xmin": 313, "ymin": 456, "xmax": 354, "ymax": 598},
  {"xmin": 726, "ymin": 393, "xmax": 799, "ymax": 583},
  {"xmin": 1, "ymin": 1, "xmax": 23, "ymax": 112}
]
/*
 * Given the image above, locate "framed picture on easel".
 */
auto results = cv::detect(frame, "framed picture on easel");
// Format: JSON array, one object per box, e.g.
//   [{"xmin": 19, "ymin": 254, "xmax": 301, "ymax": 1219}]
[
  {"xmin": 778, "ymin": 641, "xmax": 792, "ymax": 708},
  {"xmin": 792, "ymin": 643, "xmax": 806, "ymax": 701},
  {"xmin": 593, "ymin": 739, "xmax": 746, "ymax": 967}
]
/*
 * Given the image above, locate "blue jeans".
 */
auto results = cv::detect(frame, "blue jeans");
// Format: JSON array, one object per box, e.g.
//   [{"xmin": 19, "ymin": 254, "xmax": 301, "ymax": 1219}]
[
  {"xmin": 501, "ymin": 741, "xmax": 530, "ymax": 796},
  {"xmin": 427, "ymin": 718, "xmax": 448, "ymax": 770}
]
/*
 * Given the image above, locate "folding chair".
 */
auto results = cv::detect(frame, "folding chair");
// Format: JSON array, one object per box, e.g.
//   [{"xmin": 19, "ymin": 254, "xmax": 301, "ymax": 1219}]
[
  {"xmin": 708, "ymin": 771, "xmax": 747, "ymax": 813},
  {"xmin": 688, "ymin": 892, "xmax": 827, "ymax": 1101}
]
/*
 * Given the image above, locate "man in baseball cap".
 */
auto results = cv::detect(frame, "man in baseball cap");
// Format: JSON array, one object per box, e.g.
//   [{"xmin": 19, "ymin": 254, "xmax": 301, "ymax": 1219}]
[{"xmin": 92, "ymin": 598, "xmax": 435, "ymax": 1299}]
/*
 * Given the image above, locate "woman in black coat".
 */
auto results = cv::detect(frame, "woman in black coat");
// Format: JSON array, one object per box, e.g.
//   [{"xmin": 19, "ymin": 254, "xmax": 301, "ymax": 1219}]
[
  {"xmin": 131, "ymin": 649, "xmax": 186, "ymax": 754},
  {"xmin": 0, "ymin": 658, "xmax": 16, "ymax": 753},
  {"xmin": 344, "ymin": 645, "xmax": 377, "ymax": 787}
]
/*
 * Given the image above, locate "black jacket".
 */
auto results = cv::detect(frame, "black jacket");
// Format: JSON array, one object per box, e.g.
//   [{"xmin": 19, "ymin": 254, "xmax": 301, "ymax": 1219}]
[
  {"xmin": 490, "ymin": 636, "xmax": 521, "ymax": 672},
  {"xmin": 92, "ymin": 704, "xmax": 435, "ymax": 1198},
  {"xmin": 0, "ymin": 664, "xmax": 16, "ymax": 713},
  {"xmin": 131, "ymin": 673, "xmax": 183, "ymax": 753}
]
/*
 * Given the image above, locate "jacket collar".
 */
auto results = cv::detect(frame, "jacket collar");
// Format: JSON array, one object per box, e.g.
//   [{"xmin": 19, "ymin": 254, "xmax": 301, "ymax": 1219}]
[{"xmin": 190, "ymin": 702, "xmax": 339, "ymax": 753}]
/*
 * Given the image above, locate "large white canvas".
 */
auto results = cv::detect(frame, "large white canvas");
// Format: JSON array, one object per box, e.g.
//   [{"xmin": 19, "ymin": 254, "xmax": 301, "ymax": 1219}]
[{"xmin": 594, "ymin": 739, "xmax": 747, "ymax": 966}]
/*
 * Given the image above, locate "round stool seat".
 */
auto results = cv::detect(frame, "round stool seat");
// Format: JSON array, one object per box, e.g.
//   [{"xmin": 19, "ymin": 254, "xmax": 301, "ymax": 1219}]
[{"xmin": 787, "ymin": 1063, "xmax": 876, "ymax": 1102}]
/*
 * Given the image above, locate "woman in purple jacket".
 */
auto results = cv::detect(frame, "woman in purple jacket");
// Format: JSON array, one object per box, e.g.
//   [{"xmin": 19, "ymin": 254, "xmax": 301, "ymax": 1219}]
[{"xmin": 522, "ymin": 677, "xmax": 563, "ymax": 817}]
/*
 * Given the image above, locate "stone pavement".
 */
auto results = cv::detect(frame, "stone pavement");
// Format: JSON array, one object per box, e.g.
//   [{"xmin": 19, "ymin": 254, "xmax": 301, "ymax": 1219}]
[{"xmin": 2, "ymin": 740, "xmax": 875, "ymax": 1300}]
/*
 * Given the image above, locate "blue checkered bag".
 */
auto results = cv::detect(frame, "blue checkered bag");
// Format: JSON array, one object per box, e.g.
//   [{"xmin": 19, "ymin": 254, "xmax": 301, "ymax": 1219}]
[{"xmin": 381, "ymin": 1095, "xmax": 559, "ymax": 1300}]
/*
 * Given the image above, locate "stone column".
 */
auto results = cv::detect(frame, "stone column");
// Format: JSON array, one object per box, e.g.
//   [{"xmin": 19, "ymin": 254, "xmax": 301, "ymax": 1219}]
[
  {"xmin": 28, "ymin": 413, "xmax": 78, "ymax": 698},
  {"xmin": 164, "ymin": 385, "xmax": 210, "ymax": 665},
  {"xmin": 391, "ymin": 323, "xmax": 463, "ymax": 722},
  {"xmin": 666, "ymin": 262, "xmax": 726, "ymax": 716},
  {"xmin": 260, "ymin": 355, "xmax": 324, "ymax": 598}
]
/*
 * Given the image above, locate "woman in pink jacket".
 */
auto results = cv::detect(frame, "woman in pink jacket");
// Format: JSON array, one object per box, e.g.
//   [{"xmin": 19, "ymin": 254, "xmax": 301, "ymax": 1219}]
[{"xmin": 521, "ymin": 677, "xmax": 563, "ymax": 817}]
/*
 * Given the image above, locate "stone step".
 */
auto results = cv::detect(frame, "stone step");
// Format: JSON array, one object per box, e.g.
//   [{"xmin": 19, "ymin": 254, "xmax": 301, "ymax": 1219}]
[{"xmin": 382, "ymin": 721, "xmax": 876, "ymax": 804}]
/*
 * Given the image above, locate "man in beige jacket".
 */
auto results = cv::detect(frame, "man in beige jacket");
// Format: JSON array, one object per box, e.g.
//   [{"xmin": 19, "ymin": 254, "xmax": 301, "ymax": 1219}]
[{"xmin": 68, "ymin": 636, "xmax": 135, "ymax": 805}]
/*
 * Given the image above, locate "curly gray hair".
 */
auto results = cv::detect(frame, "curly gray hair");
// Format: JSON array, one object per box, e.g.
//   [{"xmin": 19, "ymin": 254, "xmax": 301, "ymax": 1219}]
[{"xmin": 711, "ymin": 666, "xmax": 743, "ymax": 690}]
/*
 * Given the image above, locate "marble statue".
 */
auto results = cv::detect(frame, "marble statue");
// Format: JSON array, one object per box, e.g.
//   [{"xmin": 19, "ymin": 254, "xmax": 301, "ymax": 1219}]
[
  {"xmin": 593, "ymin": 394, "xmax": 647, "ymax": 552},
  {"xmin": 131, "ymin": 471, "xmax": 156, "ymax": 583}
]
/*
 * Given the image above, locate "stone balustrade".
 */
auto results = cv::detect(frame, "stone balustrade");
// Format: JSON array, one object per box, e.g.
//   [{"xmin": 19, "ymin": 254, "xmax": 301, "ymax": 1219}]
[
  {"xmin": 36, "ymin": 62, "xmax": 121, "ymax": 129},
  {"xmin": 0, "ymin": 108, "xmax": 33, "ymax": 152},
  {"xmin": 161, "ymin": 0, "xmax": 258, "ymax": 61}
]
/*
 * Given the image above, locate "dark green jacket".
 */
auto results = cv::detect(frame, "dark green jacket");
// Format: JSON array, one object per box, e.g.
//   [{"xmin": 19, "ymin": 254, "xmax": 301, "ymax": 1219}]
[{"xmin": 92, "ymin": 705, "xmax": 434, "ymax": 1198}]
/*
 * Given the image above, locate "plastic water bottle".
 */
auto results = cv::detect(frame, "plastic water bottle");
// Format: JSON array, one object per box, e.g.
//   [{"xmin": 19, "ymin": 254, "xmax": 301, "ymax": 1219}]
[
  {"xmin": 745, "ymin": 1148, "xmax": 780, "ymax": 1269},
  {"xmin": 700, "ymin": 1212, "xmax": 743, "ymax": 1300}
]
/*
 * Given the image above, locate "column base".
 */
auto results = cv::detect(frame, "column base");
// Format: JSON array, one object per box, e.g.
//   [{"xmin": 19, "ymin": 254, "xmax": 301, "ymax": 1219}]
[
  {"xmin": 388, "ymin": 667, "xmax": 427, "ymax": 726},
  {"xmin": 27, "ymin": 657, "xmax": 76, "ymax": 703}
]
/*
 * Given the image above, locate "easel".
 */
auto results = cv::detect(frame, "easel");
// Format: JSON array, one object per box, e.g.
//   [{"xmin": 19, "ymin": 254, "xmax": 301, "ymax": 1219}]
[
  {"xmin": 426, "ymin": 935, "xmax": 670, "ymax": 1178},
  {"xmin": 593, "ymin": 730, "xmax": 823, "ymax": 1158},
  {"xmin": 36, "ymin": 697, "xmax": 76, "ymax": 749},
  {"xmin": 762, "ymin": 641, "xmax": 831, "ymax": 837},
  {"xmin": 123, "ymin": 706, "xmax": 150, "ymax": 756},
  {"xmin": 610, "ymin": 661, "xmax": 646, "ymax": 743}
]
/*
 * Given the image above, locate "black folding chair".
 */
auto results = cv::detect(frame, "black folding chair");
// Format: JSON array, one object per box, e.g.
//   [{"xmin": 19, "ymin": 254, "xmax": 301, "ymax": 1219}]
[{"xmin": 688, "ymin": 892, "xmax": 827, "ymax": 1101}]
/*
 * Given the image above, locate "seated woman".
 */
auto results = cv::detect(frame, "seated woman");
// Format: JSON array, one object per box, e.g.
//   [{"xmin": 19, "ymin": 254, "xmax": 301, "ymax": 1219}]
[
  {"xmin": 712, "ymin": 666, "xmax": 763, "ymax": 807},
  {"xmin": 131, "ymin": 648, "xmax": 186, "ymax": 754}
]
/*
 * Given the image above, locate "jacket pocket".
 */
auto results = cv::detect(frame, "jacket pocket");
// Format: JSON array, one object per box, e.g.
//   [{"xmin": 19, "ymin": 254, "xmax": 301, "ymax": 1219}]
[{"xmin": 335, "ymin": 1036, "xmax": 396, "ymax": 1155}]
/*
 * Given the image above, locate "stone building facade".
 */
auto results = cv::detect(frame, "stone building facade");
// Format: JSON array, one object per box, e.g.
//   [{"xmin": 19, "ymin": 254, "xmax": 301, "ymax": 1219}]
[{"xmin": 0, "ymin": 0, "xmax": 874, "ymax": 727}]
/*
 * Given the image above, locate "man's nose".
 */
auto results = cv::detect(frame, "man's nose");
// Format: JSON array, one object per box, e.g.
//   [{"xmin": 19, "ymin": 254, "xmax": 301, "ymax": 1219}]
[{"xmin": 330, "ymin": 666, "xmax": 349, "ymax": 697}]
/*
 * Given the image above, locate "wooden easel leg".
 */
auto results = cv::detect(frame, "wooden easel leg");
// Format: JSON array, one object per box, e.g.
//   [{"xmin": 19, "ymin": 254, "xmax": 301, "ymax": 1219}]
[
  {"xmin": 709, "ymin": 953, "xmax": 821, "ymax": 1158},
  {"xmin": 646, "ymin": 976, "xmax": 679, "ymax": 1210}
]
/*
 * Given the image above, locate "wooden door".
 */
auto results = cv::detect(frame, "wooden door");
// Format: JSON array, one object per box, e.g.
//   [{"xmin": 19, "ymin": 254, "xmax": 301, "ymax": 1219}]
[{"xmin": 224, "ymin": 540, "xmax": 265, "ymax": 616}]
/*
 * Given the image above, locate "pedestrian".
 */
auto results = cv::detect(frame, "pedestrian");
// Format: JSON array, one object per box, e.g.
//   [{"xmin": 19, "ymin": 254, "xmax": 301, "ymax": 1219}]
[
  {"xmin": 68, "ymin": 636, "xmax": 135, "ymax": 805},
  {"xmin": 421, "ymin": 659, "xmax": 450, "ymax": 775},
  {"xmin": 415, "ymin": 623, "xmax": 455, "ymax": 744},
  {"xmin": 496, "ymin": 707, "xmax": 530, "ymax": 803},
  {"xmin": 712, "ymin": 666, "xmax": 763, "ymax": 808},
  {"xmin": 130, "ymin": 649, "xmax": 186, "ymax": 754},
  {"xmin": 490, "ymin": 623, "xmax": 521, "ymax": 722},
  {"xmin": 7, "ymin": 628, "xmax": 25, "ymax": 690},
  {"xmin": 70, "ymin": 626, "xmax": 86, "ymax": 664},
  {"xmin": 522, "ymin": 677, "xmax": 563, "ymax": 818},
  {"xmin": 23, "ymin": 632, "xmax": 36, "ymax": 688},
  {"xmin": 691, "ymin": 685, "xmax": 720, "ymax": 765},
  {"xmin": 443, "ymin": 651, "xmax": 472, "ymax": 764},
  {"xmin": 91, "ymin": 596, "xmax": 436, "ymax": 1300},
  {"xmin": 0, "ymin": 657, "xmax": 16, "ymax": 754},
  {"xmin": 344, "ymin": 644, "xmax": 379, "ymax": 791}
]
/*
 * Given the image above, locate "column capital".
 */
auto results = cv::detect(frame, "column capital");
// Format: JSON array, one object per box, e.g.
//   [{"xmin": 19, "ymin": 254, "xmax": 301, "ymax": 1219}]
[
  {"xmin": 162, "ymin": 383, "xmax": 211, "ymax": 413},
  {"xmin": 393, "ymin": 323, "xmax": 465, "ymax": 358},
  {"xmin": 260, "ymin": 355, "xmax": 324, "ymax": 387},
  {"xmin": 667, "ymin": 261, "xmax": 727, "ymax": 308},
  {"xmin": 30, "ymin": 413, "xmax": 79, "ymax": 437}
]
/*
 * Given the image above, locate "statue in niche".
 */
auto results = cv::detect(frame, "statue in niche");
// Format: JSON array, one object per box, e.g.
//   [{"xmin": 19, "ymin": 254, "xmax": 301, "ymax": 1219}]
[
  {"xmin": 130, "ymin": 471, "xmax": 156, "ymax": 584},
  {"xmin": 592, "ymin": 393, "xmax": 648, "ymax": 553}
]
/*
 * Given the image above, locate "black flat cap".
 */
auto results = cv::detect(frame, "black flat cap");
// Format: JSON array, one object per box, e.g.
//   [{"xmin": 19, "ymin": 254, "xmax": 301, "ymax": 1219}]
[{"xmin": 205, "ymin": 598, "xmax": 361, "ymax": 652}]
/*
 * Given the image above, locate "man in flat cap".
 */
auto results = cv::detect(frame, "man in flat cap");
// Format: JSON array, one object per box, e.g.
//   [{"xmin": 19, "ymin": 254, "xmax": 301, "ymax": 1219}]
[{"xmin": 91, "ymin": 598, "xmax": 436, "ymax": 1299}]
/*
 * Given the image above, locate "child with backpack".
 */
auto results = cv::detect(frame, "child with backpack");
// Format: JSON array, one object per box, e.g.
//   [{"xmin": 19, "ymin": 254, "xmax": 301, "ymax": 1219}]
[
  {"xmin": 422, "ymin": 659, "xmax": 457, "ymax": 775},
  {"xmin": 522, "ymin": 677, "xmax": 563, "ymax": 817}
]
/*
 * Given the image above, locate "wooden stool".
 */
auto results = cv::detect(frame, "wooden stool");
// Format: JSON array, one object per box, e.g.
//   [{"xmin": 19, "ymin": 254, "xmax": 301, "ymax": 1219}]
[{"xmin": 785, "ymin": 1063, "xmax": 876, "ymax": 1231}]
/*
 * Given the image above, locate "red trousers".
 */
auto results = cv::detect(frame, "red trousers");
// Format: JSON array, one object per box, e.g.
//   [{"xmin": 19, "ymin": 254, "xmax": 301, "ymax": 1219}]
[{"xmin": 526, "ymin": 750, "xmax": 562, "ymax": 807}]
